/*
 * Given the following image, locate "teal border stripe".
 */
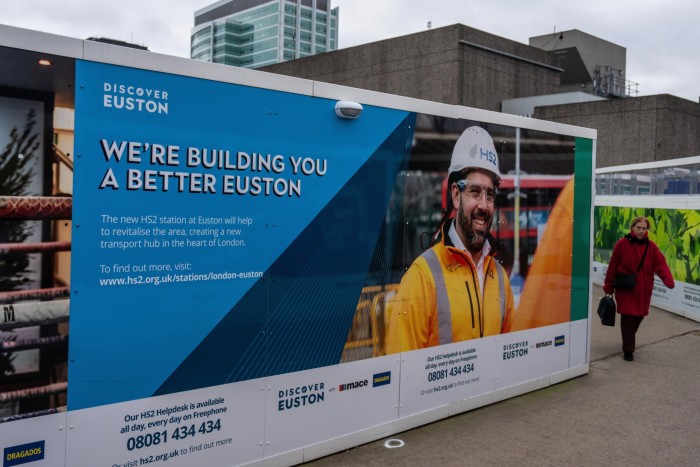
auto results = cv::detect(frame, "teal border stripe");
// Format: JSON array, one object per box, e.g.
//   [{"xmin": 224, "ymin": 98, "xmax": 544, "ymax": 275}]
[{"xmin": 571, "ymin": 137, "xmax": 593, "ymax": 321}]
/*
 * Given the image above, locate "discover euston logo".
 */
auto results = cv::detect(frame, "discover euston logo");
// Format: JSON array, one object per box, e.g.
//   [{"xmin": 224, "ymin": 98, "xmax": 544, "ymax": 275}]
[
  {"xmin": 277, "ymin": 382, "xmax": 325, "ymax": 411},
  {"xmin": 103, "ymin": 82, "xmax": 169, "ymax": 115}
]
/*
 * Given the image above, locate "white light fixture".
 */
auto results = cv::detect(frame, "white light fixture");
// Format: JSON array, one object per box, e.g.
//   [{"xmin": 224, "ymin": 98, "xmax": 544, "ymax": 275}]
[{"xmin": 334, "ymin": 101, "xmax": 363, "ymax": 119}]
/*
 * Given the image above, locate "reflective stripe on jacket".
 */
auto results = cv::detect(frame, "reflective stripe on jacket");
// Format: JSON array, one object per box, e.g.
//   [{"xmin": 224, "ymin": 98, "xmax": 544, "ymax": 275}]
[{"xmin": 386, "ymin": 225, "xmax": 516, "ymax": 353}]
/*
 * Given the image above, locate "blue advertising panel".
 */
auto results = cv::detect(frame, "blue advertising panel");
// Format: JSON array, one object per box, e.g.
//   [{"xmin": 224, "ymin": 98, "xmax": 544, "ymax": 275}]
[{"xmin": 70, "ymin": 60, "xmax": 415, "ymax": 410}]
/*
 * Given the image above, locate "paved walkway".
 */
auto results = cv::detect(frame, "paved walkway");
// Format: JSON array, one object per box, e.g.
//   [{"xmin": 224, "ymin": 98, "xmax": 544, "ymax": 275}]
[{"xmin": 305, "ymin": 284, "xmax": 700, "ymax": 466}]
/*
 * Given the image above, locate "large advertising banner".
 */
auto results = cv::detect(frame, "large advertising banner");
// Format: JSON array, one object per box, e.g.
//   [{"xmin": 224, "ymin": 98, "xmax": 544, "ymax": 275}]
[
  {"xmin": 593, "ymin": 203, "xmax": 700, "ymax": 322},
  {"xmin": 0, "ymin": 47, "xmax": 594, "ymax": 467},
  {"xmin": 64, "ymin": 59, "xmax": 413, "ymax": 465},
  {"xmin": 69, "ymin": 60, "xmax": 414, "ymax": 410}
]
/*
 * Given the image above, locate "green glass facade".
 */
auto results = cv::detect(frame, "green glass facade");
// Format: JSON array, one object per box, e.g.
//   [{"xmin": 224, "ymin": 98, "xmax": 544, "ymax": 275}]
[{"xmin": 191, "ymin": 0, "xmax": 338, "ymax": 69}]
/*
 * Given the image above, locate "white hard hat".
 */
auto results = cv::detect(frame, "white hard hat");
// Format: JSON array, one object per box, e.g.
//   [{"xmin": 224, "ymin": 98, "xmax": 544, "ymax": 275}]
[{"xmin": 448, "ymin": 126, "xmax": 501, "ymax": 184}]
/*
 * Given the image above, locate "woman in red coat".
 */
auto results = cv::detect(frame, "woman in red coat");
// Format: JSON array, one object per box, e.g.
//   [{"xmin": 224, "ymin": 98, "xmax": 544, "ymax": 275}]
[{"xmin": 603, "ymin": 216, "xmax": 675, "ymax": 361}]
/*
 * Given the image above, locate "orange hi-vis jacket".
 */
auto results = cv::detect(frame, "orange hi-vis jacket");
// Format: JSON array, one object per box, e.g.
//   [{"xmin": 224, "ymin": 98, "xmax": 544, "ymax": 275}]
[{"xmin": 386, "ymin": 222, "xmax": 515, "ymax": 353}]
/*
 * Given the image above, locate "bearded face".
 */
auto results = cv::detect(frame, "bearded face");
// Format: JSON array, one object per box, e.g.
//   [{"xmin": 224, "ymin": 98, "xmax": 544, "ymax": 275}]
[
  {"xmin": 457, "ymin": 202, "xmax": 493, "ymax": 253},
  {"xmin": 451, "ymin": 170, "xmax": 496, "ymax": 254}
]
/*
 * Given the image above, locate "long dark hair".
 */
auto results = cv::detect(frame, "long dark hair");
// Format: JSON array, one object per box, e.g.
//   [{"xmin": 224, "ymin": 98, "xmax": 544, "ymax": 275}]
[{"xmin": 421, "ymin": 171, "xmax": 463, "ymax": 249}]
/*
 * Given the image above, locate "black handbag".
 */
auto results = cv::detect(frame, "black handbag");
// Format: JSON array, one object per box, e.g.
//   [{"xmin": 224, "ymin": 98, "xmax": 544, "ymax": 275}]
[
  {"xmin": 597, "ymin": 294, "xmax": 616, "ymax": 326},
  {"xmin": 614, "ymin": 273, "xmax": 637, "ymax": 289},
  {"xmin": 614, "ymin": 241, "xmax": 649, "ymax": 289}
]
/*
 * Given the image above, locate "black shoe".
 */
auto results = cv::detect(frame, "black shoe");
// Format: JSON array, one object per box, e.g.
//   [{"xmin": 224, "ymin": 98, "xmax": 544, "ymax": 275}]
[{"xmin": 623, "ymin": 352, "xmax": 634, "ymax": 361}]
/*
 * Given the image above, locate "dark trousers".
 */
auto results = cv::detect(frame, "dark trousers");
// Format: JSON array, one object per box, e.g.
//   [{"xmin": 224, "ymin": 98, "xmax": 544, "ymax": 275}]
[{"xmin": 620, "ymin": 314, "xmax": 644, "ymax": 353}]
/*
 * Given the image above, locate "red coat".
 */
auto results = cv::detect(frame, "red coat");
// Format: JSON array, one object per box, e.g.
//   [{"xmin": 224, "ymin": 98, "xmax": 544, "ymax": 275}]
[{"xmin": 603, "ymin": 234, "xmax": 675, "ymax": 316}]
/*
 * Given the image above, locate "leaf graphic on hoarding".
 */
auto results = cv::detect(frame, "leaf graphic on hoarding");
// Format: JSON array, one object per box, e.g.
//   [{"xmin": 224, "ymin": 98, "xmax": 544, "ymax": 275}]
[{"xmin": 594, "ymin": 205, "xmax": 700, "ymax": 286}]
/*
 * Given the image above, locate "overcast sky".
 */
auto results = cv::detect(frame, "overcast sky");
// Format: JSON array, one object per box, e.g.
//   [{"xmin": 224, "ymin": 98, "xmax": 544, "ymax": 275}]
[{"xmin": 2, "ymin": 0, "xmax": 698, "ymax": 102}]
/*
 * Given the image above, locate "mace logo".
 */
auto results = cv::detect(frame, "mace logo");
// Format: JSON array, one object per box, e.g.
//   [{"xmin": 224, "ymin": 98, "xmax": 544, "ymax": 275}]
[
  {"xmin": 372, "ymin": 371, "xmax": 391, "ymax": 388},
  {"xmin": 3, "ymin": 440, "xmax": 45, "ymax": 467},
  {"xmin": 555, "ymin": 335, "xmax": 566, "ymax": 347},
  {"xmin": 338, "ymin": 379, "xmax": 369, "ymax": 392}
]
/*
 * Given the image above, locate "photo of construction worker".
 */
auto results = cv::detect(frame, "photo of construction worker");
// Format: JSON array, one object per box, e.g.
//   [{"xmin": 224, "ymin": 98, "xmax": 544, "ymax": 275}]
[{"xmin": 385, "ymin": 126, "xmax": 516, "ymax": 353}]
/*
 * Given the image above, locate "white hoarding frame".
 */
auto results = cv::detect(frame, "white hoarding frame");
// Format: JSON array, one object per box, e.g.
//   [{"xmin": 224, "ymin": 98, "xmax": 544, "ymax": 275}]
[{"xmin": 0, "ymin": 24, "xmax": 595, "ymax": 466}]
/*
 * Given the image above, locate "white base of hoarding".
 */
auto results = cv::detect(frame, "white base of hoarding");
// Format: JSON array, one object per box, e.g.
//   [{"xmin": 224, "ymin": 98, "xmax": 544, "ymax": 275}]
[
  {"xmin": 1, "ymin": 323, "xmax": 589, "ymax": 467},
  {"xmin": 244, "ymin": 364, "xmax": 589, "ymax": 467}
]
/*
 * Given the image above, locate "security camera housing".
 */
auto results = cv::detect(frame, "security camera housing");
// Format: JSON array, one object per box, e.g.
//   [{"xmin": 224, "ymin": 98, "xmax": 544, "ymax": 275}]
[{"xmin": 334, "ymin": 101, "xmax": 363, "ymax": 119}]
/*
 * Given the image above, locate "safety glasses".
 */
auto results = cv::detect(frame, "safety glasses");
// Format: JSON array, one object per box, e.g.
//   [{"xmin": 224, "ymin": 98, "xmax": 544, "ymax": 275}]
[{"xmin": 456, "ymin": 180, "xmax": 496, "ymax": 203}]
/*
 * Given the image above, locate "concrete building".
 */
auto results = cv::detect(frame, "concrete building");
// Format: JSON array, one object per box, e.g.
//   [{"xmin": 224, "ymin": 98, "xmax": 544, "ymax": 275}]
[
  {"xmin": 263, "ymin": 24, "xmax": 563, "ymax": 111},
  {"xmin": 502, "ymin": 92, "xmax": 607, "ymax": 118},
  {"xmin": 262, "ymin": 24, "xmax": 700, "ymax": 168},
  {"xmin": 191, "ymin": 0, "xmax": 338, "ymax": 69},
  {"xmin": 534, "ymin": 95, "xmax": 700, "ymax": 167},
  {"xmin": 503, "ymin": 29, "xmax": 634, "ymax": 117},
  {"xmin": 529, "ymin": 29, "xmax": 633, "ymax": 97}
]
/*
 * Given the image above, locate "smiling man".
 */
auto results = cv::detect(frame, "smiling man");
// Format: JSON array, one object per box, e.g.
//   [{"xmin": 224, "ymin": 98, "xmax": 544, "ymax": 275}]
[{"xmin": 386, "ymin": 126, "xmax": 515, "ymax": 353}]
